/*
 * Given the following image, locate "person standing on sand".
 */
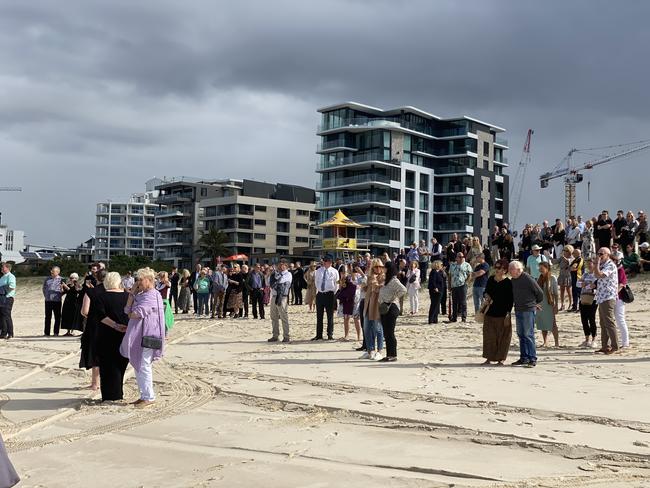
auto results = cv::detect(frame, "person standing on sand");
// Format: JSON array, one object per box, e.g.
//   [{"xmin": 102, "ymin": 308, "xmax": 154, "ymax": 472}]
[
  {"xmin": 449, "ymin": 253, "xmax": 472, "ymax": 323},
  {"xmin": 313, "ymin": 255, "xmax": 339, "ymax": 341},
  {"xmin": 169, "ymin": 266, "xmax": 180, "ymax": 314},
  {"xmin": 611, "ymin": 253, "xmax": 630, "ymax": 349},
  {"xmin": 593, "ymin": 247, "xmax": 619, "ymax": 355},
  {"xmin": 268, "ymin": 259, "xmax": 292, "ymax": 343},
  {"xmin": 80, "ymin": 268, "xmax": 106, "ymax": 390},
  {"xmin": 509, "ymin": 261, "xmax": 544, "ymax": 368},
  {"xmin": 378, "ymin": 261, "xmax": 407, "ymax": 362},
  {"xmin": 0, "ymin": 432, "xmax": 19, "ymax": 487},
  {"xmin": 0, "ymin": 262, "xmax": 16, "ymax": 339},
  {"xmin": 481, "ymin": 259, "xmax": 513, "ymax": 366},
  {"xmin": 536, "ymin": 262, "xmax": 560, "ymax": 348},
  {"xmin": 577, "ymin": 260, "xmax": 598, "ymax": 348},
  {"xmin": 121, "ymin": 267, "xmax": 165, "ymax": 408},
  {"xmin": 43, "ymin": 266, "xmax": 64, "ymax": 336}
]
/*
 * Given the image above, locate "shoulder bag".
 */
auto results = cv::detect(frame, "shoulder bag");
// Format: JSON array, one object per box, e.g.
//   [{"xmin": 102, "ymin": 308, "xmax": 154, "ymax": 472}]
[
  {"xmin": 620, "ymin": 284, "xmax": 634, "ymax": 304},
  {"xmin": 475, "ymin": 296, "xmax": 492, "ymax": 324},
  {"xmin": 141, "ymin": 297, "xmax": 164, "ymax": 350}
]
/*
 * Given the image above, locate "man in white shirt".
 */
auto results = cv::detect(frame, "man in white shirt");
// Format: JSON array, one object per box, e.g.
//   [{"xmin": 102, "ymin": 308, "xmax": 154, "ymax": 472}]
[
  {"xmin": 313, "ymin": 255, "xmax": 339, "ymax": 340},
  {"xmin": 268, "ymin": 259, "xmax": 292, "ymax": 343}
]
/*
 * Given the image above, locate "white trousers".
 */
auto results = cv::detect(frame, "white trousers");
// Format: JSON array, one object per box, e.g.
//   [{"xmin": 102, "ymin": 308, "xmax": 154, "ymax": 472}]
[
  {"xmin": 614, "ymin": 298, "xmax": 629, "ymax": 347},
  {"xmin": 408, "ymin": 287, "xmax": 419, "ymax": 313},
  {"xmin": 135, "ymin": 348, "xmax": 155, "ymax": 401}
]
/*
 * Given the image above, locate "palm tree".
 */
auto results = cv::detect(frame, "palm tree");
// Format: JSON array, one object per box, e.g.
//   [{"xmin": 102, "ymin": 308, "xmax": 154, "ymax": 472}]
[{"xmin": 197, "ymin": 228, "xmax": 231, "ymax": 264}]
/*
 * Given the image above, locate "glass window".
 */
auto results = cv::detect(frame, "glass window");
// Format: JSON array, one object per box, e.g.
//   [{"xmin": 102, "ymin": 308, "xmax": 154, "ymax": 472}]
[
  {"xmin": 405, "ymin": 190, "xmax": 415, "ymax": 208},
  {"xmin": 296, "ymin": 237, "xmax": 309, "ymax": 243},
  {"xmin": 296, "ymin": 210, "xmax": 309, "ymax": 216},
  {"xmin": 405, "ymin": 210, "xmax": 414, "ymax": 227},
  {"xmin": 419, "ymin": 193, "xmax": 429, "ymax": 210},
  {"xmin": 276, "ymin": 235, "xmax": 289, "ymax": 246},
  {"xmin": 277, "ymin": 208, "xmax": 290, "ymax": 219},
  {"xmin": 419, "ymin": 212, "xmax": 429, "ymax": 229},
  {"xmin": 255, "ymin": 205, "xmax": 267, "ymax": 212},
  {"xmin": 277, "ymin": 221, "xmax": 289, "ymax": 233},
  {"xmin": 483, "ymin": 141, "xmax": 490, "ymax": 157},
  {"xmin": 419, "ymin": 174, "xmax": 429, "ymax": 191},
  {"xmin": 404, "ymin": 229, "xmax": 414, "ymax": 246},
  {"xmin": 254, "ymin": 219, "xmax": 266, "ymax": 226},
  {"xmin": 405, "ymin": 171, "xmax": 415, "ymax": 189},
  {"xmin": 254, "ymin": 233, "xmax": 266, "ymax": 240},
  {"xmin": 419, "ymin": 231, "xmax": 428, "ymax": 243},
  {"xmin": 296, "ymin": 223, "xmax": 309, "ymax": 230},
  {"xmin": 390, "ymin": 228, "xmax": 400, "ymax": 241},
  {"xmin": 200, "ymin": 188, "xmax": 208, "ymax": 197}
]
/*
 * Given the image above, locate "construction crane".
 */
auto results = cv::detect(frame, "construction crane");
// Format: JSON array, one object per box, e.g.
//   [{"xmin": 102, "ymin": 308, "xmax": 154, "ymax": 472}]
[
  {"xmin": 540, "ymin": 139, "xmax": 650, "ymax": 221},
  {"xmin": 509, "ymin": 129, "xmax": 534, "ymax": 231}
]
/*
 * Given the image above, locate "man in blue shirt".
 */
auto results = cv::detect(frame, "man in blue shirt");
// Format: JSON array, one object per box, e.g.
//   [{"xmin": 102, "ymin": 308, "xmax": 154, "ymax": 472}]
[
  {"xmin": 471, "ymin": 254, "xmax": 490, "ymax": 313},
  {"xmin": 0, "ymin": 262, "xmax": 17, "ymax": 339},
  {"xmin": 42, "ymin": 266, "xmax": 64, "ymax": 336}
]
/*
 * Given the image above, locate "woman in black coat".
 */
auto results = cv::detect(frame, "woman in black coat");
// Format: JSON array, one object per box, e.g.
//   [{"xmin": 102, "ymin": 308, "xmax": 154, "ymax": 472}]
[
  {"xmin": 428, "ymin": 261, "xmax": 446, "ymax": 324},
  {"xmin": 61, "ymin": 273, "xmax": 84, "ymax": 336}
]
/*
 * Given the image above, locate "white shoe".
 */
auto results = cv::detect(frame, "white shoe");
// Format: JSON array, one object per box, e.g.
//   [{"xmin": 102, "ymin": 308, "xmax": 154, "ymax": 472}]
[
  {"xmin": 373, "ymin": 352, "xmax": 383, "ymax": 361},
  {"xmin": 579, "ymin": 340, "xmax": 589, "ymax": 348},
  {"xmin": 369, "ymin": 351, "xmax": 376, "ymax": 360},
  {"xmin": 590, "ymin": 342, "xmax": 599, "ymax": 348},
  {"xmin": 359, "ymin": 352, "xmax": 370, "ymax": 360}
]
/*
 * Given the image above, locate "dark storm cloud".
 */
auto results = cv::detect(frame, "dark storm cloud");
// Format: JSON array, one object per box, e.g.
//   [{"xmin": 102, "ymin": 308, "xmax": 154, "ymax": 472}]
[{"xmin": 0, "ymin": 0, "xmax": 649, "ymax": 245}]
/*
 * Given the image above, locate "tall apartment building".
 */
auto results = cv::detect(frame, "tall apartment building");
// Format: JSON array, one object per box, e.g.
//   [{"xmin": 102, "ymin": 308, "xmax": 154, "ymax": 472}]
[
  {"xmin": 316, "ymin": 102, "xmax": 509, "ymax": 254},
  {"xmin": 94, "ymin": 190, "xmax": 158, "ymax": 262},
  {"xmin": 155, "ymin": 178, "xmax": 319, "ymax": 268},
  {"xmin": 0, "ymin": 222, "xmax": 25, "ymax": 264}
]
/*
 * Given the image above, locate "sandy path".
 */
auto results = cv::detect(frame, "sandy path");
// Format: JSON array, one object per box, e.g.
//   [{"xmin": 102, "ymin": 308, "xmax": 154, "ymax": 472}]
[{"xmin": 1, "ymin": 278, "xmax": 649, "ymax": 487}]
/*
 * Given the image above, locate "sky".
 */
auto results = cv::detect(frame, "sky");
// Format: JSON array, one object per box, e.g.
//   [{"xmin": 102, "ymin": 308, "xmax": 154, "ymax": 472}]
[{"xmin": 1, "ymin": 0, "xmax": 649, "ymax": 247}]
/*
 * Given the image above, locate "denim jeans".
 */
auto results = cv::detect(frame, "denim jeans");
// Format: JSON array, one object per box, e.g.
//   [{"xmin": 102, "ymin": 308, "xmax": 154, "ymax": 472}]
[
  {"xmin": 472, "ymin": 286, "xmax": 485, "ymax": 313},
  {"xmin": 197, "ymin": 293, "xmax": 210, "ymax": 315},
  {"xmin": 363, "ymin": 315, "xmax": 384, "ymax": 352},
  {"xmin": 515, "ymin": 310, "xmax": 537, "ymax": 362}
]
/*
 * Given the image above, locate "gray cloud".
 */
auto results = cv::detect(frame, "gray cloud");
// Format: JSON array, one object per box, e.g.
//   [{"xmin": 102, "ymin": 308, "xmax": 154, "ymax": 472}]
[{"xmin": 0, "ymin": 0, "xmax": 649, "ymax": 245}]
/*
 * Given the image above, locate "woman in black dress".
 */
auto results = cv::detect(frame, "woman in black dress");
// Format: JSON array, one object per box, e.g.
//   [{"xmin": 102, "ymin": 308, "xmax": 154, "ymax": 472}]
[
  {"xmin": 61, "ymin": 273, "xmax": 84, "ymax": 336},
  {"xmin": 80, "ymin": 269, "xmax": 106, "ymax": 391},
  {"xmin": 95, "ymin": 272, "xmax": 130, "ymax": 402}
]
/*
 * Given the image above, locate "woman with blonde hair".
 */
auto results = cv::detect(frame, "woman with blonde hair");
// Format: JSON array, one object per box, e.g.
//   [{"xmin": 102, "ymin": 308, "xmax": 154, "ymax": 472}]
[
  {"xmin": 406, "ymin": 260, "xmax": 420, "ymax": 314},
  {"xmin": 467, "ymin": 236, "xmax": 483, "ymax": 266},
  {"xmin": 361, "ymin": 258, "xmax": 385, "ymax": 360},
  {"xmin": 558, "ymin": 245, "xmax": 574, "ymax": 310},
  {"xmin": 177, "ymin": 269, "xmax": 191, "ymax": 314},
  {"xmin": 304, "ymin": 262, "xmax": 317, "ymax": 312},
  {"xmin": 121, "ymin": 267, "xmax": 165, "ymax": 408},
  {"xmin": 553, "ymin": 220, "xmax": 566, "ymax": 261},
  {"xmin": 536, "ymin": 261, "xmax": 559, "ymax": 347}
]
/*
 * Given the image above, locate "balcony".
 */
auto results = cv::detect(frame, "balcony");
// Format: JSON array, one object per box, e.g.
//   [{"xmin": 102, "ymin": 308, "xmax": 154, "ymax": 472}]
[
  {"xmin": 156, "ymin": 223, "xmax": 192, "ymax": 232},
  {"xmin": 494, "ymin": 156, "xmax": 509, "ymax": 166},
  {"xmin": 495, "ymin": 137, "xmax": 509, "ymax": 148},
  {"xmin": 434, "ymin": 166, "xmax": 474, "ymax": 176},
  {"xmin": 156, "ymin": 194, "xmax": 192, "ymax": 204},
  {"xmin": 433, "ymin": 223, "xmax": 474, "ymax": 232},
  {"xmin": 433, "ymin": 205, "xmax": 474, "ymax": 214},
  {"xmin": 318, "ymin": 118, "xmax": 470, "ymax": 139},
  {"xmin": 354, "ymin": 213, "xmax": 389, "ymax": 225},
  {"xmin": 316, "ymin": 174, "xmax": 391, "ymax": 190},
  {"xmin": 156, "ymin": 237, "xmax": 191, "ymax": 247},
  {"xmin": 317, "ymin": 193, "xmax": 391, "ymax": 209},
  {"xmin": 317, "ymin": 140, "xmax": 358, "ymax": 153},
  {"xmin": 156, "ymin": 210, "xmax": 187, "ymax": 219},
  {"xmin": 317, "ymin": 152, "xmax": 397, "ymax": 171},
  {"xmin": 433, "ymin": 186, "xmax": 474, "ymax": 196}
]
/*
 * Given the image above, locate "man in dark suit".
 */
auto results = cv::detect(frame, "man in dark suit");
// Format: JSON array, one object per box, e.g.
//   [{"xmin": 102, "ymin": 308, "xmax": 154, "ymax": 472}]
[
  {"xmin": 188, "ymin": 263, "xmax": 201, "ymax": 314},
  {"xmin": 170, "ymin": 266, "xmax": 180, "ymax": 313},
  {"xmin": 292, "ymin": 261, "xmax": 304, "ymax": 305}
]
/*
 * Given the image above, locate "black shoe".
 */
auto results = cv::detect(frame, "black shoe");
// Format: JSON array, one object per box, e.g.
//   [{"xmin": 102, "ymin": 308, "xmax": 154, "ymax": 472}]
[
  {"xmin": 311, "ymin": 336, "xmax": 323, "ymax": 341},
  {"xmin": 355, "ymin": 346, "xmax": 365, "ymax": 351},
  {"xmin": 327, "ymin": 336, "xmax": 334, "ymax": 341},
  {"xmin": 524, "ymin": 361, "xmax": 537, "ymax": 368},
  {"xmin": 267, "ymin": 337, "xmax": 279, "ymax": 342},
  {"xmin": 511, "ymin": 359, "xmax": 527, "ymax": 366},
  {"xmin": 282, "ymin": 338, "xmax": 291, "ymax": 343}
]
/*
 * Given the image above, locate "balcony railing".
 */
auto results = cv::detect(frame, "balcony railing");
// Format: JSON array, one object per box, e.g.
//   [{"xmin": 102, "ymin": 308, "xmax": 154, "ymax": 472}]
[
  {"xmin": 317, "ymin": 151, "xmax": 394, "ymax": 170},
  {"xmin": 433, "ymin": 205, "xmax": 473, "ymax": 213},
  {"xmin": 317, "ymin": 140, "xmax": 358, "ymax": 152},
  {"xmin": 317, "ymin": 193, "xmax": 391, "ymax": 208},
  {"xmin": 495, "ymin": 137, "xmax": 508, "ymax": 147},
  {"xmin": 434, "ymin": 186, "xmax": 473, "ymax": 195},
  {"xmin": 434, "ymin": 166, "xmax": 474, "ymax": 175},
  {"xmin": 156, "ymin": 194, "xmax": 192, "ymax": 204},
  {"xmin": 318, "ymin": 117, "xmax": 470, "ymax": 138},
  {"xmin": 353, "ymin": 213, "xmax": 389, "ymax": 225},
  {"xmin": 316, "ymin": 174, "xmax": 391, "ymax": 189}
]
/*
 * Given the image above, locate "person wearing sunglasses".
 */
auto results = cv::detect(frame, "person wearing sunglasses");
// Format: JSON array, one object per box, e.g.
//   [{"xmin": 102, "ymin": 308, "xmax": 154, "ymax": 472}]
[{"xmin": 592, "ymin": 248, "xmax": 619, "ymax": 354}]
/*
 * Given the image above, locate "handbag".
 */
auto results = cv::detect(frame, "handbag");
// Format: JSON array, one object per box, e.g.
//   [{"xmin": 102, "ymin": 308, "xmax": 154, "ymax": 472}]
[
  {"xmin": 620, "ymin": 284, "xmax": 634, "ymax": 304},
  {"xmin": 580, "ymin": 294, "xmax": 594, "ymax": 306},
  {"xmin": 141, "ymin": 297, "xmax": 164, "ymax": 350},
  {"xmin": 379, "ymin": 302, "xmax": 391, "ymax": 315},
  {"xmin": 475, "ymin": 296, "xmax": 492, "ymax": 324}
]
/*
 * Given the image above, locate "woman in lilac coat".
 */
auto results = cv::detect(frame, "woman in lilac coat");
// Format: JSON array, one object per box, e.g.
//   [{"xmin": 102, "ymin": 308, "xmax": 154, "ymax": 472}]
[{"xmin": 120, "ymin": 268, "xmax": 165, "ymax": 408}]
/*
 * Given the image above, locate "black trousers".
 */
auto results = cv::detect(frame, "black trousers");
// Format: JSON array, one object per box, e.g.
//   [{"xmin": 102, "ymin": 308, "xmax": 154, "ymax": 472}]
[
  {"xmin": 44, "ymin": 300, "xmax": 62, "ymax": 335},
  {"xmin": 192, "ymin": 290, "xmax": 198, "ymax": 313},
  {"xmin": 451, "ymin": 285, "xmax": 467, "ymax": 321},
  {"xmin": 316, "ymin": 291, "xmax": 335, "ymax": 338},
  {"xmin": 440, "ymin": 287, "xmax": 447, "ymax": 315},
  {"xmin": 381, "ymin": 303, "xmax": 399, "ymax": 358},
  {"xmin": 428, "ymin": 290, "xmax": 441, "ymax": 323},
  {"xmin": 97, "ymin": 327, "xmax": 129, "ymax": 401},
  {"xmin": 251, "ymin": 289, "xmax": 265, "ymax": 319},
  {"xmin": 0, "ymin": 298, "xmax": 14, "ymax": 337},
  {"xmin": 241, "ymin": 288, "xmax": 249, "ymax": 317},
  {"xmin": 293, "ymin": 283, "xmax": 303, "ymax": 305},
  {"xmin": 571, "ymin": 274, "xmax": 580, "ymax": 310},
  {"xmin": 170, "ymin": 287, "xmax": 179, "ymax": 313},
  {"xmin": 580, "ymin": 301, "xmax": 598, "ymax": 338}
]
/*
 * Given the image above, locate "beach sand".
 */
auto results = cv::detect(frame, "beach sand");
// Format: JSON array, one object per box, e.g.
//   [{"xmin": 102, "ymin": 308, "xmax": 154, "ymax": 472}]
[{"xmin": 2, "ymin": 277, "xmax": 649, "ymax": 487}]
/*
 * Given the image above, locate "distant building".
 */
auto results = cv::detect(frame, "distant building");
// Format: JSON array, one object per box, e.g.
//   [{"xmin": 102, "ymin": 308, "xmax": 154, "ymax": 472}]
[
  {"xmin": 94, "ymin": 179, "xmax": 161, "ymax": 261},
  {"xmin": 0, "ymin": 224, "xmax": 25, "ymax": 264},
  {"xmin": 316, "ymin": 102, "xmax": 509, "ymax": 254},
  {"xmin": 154, "ymin": 178, "xmax": 320, "ymax": 268}
]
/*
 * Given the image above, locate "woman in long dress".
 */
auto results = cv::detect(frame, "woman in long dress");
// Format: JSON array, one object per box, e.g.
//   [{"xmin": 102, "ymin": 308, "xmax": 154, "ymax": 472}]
[
  {"xmin": 61, "ymin": 273, "xmax": 83, "ymax": 336},
  {"xmin": 304, "ymin": 263, "xmax": 317, "ymax": 312},
  {"xmin": 536, "ymin": 261, "xmax": 559, "ymax": 347},
  {"xmin": 80, "ymin": 269, "xmax": 106, "ymax": 390},
  {"xmin": 557, "ymin": 245, "xmax": 574, "ymax": 311},
  {"xmin": 481, "ymin": 259, "xmax": 514, "ymax": 365},
  {"xmin": 581, "ymin": 220, "xmax": 596, "ymax": 259},
  {"xmin": 156, "ymin": 271, "xmax": 174, "ymax": 334}
]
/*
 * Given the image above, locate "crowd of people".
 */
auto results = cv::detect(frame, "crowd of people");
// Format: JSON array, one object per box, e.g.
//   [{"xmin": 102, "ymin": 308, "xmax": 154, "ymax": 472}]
[{"xmin": 0, "ymin": 208, "xmax": 645, "ymax": 409}]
